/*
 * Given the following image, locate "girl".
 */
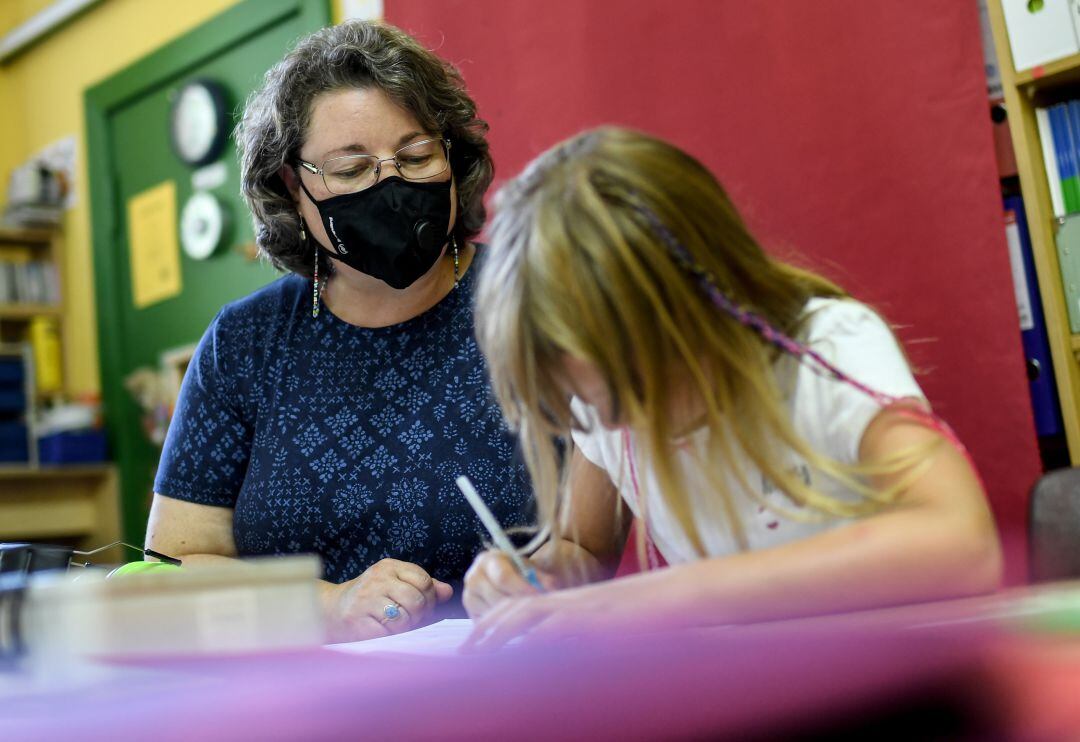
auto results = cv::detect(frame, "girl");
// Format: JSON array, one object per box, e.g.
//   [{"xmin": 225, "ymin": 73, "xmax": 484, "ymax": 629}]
[{"xmin": 462, "ymin": 127, "xmax": 1002, "ymax": 649}]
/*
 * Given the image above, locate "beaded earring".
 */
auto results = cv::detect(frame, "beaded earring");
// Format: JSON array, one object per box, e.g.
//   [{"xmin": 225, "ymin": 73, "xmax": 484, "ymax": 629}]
[
  {"xmin": 312, "ymin": 247, "xmax": 322, "ymax": 319},
  {"xmin": 452, "ymin": 236, "xmax": 460, "ymax": 289}
]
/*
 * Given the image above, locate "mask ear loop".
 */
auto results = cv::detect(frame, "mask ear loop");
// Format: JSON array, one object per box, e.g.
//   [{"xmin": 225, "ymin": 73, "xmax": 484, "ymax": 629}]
[{"xmin": 628, "ymin": 202, "xmax": 974, "ymax": 463}]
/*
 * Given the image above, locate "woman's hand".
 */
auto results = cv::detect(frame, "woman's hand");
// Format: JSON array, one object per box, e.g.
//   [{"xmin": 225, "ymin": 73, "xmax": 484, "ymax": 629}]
[
  {"xmin": 321, "ymin": 558, "xmax": 454, "ymax": 642},
  {"xmin": 462, "ymin": 550, "xmax": 558, "ymax": 620}
]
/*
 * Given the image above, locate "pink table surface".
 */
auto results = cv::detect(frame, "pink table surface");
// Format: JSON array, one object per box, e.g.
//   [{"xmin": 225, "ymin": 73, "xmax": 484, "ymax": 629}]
[{"xmin": 1, "ymin": 611, "xmax": 1021, "ymax": 741}]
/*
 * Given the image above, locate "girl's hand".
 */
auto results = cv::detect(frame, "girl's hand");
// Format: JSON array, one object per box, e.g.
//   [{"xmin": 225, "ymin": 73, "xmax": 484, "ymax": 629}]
[
  {"xmin": 462, "ymin": 550, "xmax": 558, "ymax": 619},
  {"xmin": 321, "ymin": 558, "xmax": 454, "ymax": 642},
  {"xmin": 462, "ymin": 591, "xmax": 567, "ymax": 651},
  {"xmin": 463, "ymin": 578, "xmax": 653, "ymax": 652}
]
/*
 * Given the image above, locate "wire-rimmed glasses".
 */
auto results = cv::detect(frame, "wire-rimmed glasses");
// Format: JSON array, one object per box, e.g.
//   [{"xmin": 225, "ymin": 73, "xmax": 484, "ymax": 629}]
[{"xmin": 297, "ymin": 137, "xmax": 451, "ymax": 195}]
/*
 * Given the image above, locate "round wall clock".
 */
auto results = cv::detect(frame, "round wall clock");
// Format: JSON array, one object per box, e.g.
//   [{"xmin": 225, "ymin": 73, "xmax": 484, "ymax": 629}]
[
  {"xmin": 180, "ymin": 191, "xmax": 228, "ymax": 260},
  {"xmin": 169, "ymin": 79, "xmax": 229, "ymax": 168}
]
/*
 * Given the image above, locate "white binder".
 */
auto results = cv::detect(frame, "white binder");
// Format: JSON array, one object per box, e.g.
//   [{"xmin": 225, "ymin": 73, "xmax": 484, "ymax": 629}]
[{"xmin": 1001, "ymin": 0, "xmax": 1079, "ymax": 72}]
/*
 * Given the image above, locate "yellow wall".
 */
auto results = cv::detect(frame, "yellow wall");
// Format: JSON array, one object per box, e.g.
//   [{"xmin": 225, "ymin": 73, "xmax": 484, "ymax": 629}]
[
  {"xmin": 0, "ymin": 0, "xmax": 245, "ymax": 397},
  {"xmin": 0, "ymin": 4, "xmax": 24, "ymax": 189}
]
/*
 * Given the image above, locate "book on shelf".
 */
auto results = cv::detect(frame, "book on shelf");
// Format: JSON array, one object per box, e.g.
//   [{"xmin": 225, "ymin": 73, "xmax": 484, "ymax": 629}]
[
  {"xmin": 1030, "ymin": 99, "xmax": 1080, "ymax": 219},
  {"xmin": 1051, "ymin": 103, "xmax": 1080, "ymax": 213},
  {"xmin": 0, "ymin": 258, "xmax": 59, "ymax": 306},
  {"xmin": 1037, "ymin": 107, "xmax": 1067, "ymax": 218}
]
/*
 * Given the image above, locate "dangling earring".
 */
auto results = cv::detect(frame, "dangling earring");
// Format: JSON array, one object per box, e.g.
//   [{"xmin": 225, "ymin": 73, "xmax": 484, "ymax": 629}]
[
  {"xmin": 312, "ymin": 245, "xmax": 321, "ymax": 319},
  {"xmin": 452, "ymin": 236, "xmax": 460, "ymax": 289}
]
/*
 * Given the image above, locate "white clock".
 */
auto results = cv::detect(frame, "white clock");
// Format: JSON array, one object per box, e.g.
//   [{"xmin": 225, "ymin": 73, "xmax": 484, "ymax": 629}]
[
  {"xmin": 170, "ymin": 79, "xmax": 229, "ymax": 167},
  {"xmin": 180, "ymin": 191, "xmax": 228, "ymax": 260}
]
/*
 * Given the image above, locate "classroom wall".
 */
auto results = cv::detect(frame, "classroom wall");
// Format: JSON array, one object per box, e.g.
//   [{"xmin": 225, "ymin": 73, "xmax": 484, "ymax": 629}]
[
  {"xmin": 0, "ymin": 0, "xmax": 246, "ymax": 397},
  {"xmin": 0, "ymin": 2, "xmax": 1041, "ymax": 575},
  {"xmin": 0, "ymin": 4, "xmax": 27, "ymax": 201},
  {"xmin": 384, "ymin": 0, "xmax": 1041, "ymax": 578}
]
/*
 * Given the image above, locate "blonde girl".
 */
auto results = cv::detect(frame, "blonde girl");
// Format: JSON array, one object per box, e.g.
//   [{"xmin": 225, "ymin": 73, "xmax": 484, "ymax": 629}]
[{"xmin": 462, "ymin": 127, "xmax": 1002, "ymax": 649}]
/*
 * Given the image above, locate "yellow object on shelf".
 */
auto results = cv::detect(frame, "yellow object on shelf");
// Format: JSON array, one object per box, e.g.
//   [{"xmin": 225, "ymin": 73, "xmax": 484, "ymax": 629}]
[{"xmin": 29, "ymin": 316, "xmax": 63, "ymax": 394}]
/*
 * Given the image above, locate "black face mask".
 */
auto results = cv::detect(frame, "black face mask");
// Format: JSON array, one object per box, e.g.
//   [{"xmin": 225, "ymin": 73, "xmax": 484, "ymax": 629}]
[{"xmin": 299, "ymin": 176, "xmax": 453, "ymax": 290}]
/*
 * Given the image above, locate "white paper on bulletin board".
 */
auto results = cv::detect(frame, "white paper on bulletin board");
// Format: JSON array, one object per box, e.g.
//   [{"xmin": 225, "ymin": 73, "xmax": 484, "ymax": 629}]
[{"xmin": 127, "ymin": 180, "xmax": 182, "ymax": 308}]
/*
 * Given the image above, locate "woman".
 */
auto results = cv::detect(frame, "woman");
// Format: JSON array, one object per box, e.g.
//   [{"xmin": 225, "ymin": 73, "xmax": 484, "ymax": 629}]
[
  {"xmin": 147, "ymin": 20, "xmax": 533, "ymax": 642},
  {"xmin": 461, "ymin": 128, "xmax": 1002, "ymax": 649}
]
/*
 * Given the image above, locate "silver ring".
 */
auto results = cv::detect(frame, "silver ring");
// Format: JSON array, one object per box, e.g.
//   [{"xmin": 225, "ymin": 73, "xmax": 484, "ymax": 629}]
[{"xmin": 382, "ymin": 602, "xmax": 402, "ymax": 622}]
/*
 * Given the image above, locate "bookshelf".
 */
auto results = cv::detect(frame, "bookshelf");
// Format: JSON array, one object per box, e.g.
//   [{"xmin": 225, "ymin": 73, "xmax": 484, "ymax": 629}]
[
  {"xmin": 988, "ymin": 3, "xmax": 1080, "ymax": 464},
  {"xmin": 0, "ymin": 465, "xmax": 121, "ymax": 556},
  {"xmin": 0, "ymin": 225, "xmax": 120, "ymax": 554},
  {"xmin": 0, "ymin": 225, "xmax": 64, "ymax": 348},
  {"xmin": 0, "ymin": 224, "xmax": 64, "ymax": 412}
]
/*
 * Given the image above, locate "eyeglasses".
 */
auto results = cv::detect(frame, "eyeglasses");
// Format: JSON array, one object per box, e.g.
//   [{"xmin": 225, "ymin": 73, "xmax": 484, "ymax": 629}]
[{"xmin": 297, "ymin": 137, "xmax": 451, "ymax": 195}]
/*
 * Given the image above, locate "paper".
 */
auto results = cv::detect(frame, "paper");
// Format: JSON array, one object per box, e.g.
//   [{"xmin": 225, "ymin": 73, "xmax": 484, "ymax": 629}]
[
  {"xmin": 327, "ymin": 619, "xmax": 474, "ymax": 656},
  {"xmin": 127, "ymin": 180, "xmax": 182, "ymax": 308}
]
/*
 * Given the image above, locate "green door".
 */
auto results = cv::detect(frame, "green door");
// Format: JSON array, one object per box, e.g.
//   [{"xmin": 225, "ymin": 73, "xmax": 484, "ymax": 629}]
[{"xmin": 86, "ymin": 0, "xmax": 331, "ymax": 546}]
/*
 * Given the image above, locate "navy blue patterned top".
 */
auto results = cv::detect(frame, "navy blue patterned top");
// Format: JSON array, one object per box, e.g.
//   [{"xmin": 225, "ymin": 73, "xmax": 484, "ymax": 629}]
[{"xmin": 154, "ymin": 261, "xmax": 533, "ymax": 594}]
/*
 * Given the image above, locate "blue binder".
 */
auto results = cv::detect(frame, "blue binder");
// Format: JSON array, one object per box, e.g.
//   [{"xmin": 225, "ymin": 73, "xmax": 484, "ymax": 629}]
[{"xmin": 1004, "ymin": 195, "xmax": 1063, "ymax": 437}]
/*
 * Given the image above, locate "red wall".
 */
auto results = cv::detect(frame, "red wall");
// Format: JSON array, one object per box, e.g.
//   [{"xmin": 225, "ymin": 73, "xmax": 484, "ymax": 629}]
[{"xmin": 385, "ymin": 1, "xmax": 1041, "ymax": 579}]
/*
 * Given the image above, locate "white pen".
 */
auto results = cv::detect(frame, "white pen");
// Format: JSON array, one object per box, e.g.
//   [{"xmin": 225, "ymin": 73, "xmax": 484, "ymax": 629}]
[{"xmin": 456, "ymin": 475, "xmax": 545, "ymax": 592}]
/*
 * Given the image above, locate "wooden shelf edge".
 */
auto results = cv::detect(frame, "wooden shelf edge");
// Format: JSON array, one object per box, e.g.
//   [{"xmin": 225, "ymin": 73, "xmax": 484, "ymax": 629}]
[
  {"xmin": 0, "ymin": 226, "xmax": 54, "ymax": 245},
  {"xmin": 1016, "ymin": 52, "xmax": 1080, "ymax": 90},
  {"xmin": 0, "ymin": 304, "xmax": 63, "ymax": 319},
  {"xmin": 0, "ymin": 464, "xmax": 113, "ymax": 480}
]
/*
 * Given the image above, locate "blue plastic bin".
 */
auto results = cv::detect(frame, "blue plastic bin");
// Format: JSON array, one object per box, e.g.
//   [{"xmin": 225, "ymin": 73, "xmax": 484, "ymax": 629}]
[
  {"xmin": 0, "ymin": 421, "xmax": 29, "ymax": 463},
  {"xmin": 37, "ymin": 430, "xmax": 108, "ymax": 464},
  {"xmin": 0, "ymin": 360, "xmax": 24, "ymax": 385},
  {"xmin": 0, "ymin": 388, "xmax": 26, "ymax": 414}
]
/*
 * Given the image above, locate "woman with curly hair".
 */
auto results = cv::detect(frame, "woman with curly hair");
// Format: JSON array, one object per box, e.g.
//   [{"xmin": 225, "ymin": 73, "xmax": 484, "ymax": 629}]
[{"xmin": 146, "ymin": 21, "xmax": 533, "ymax": 642}]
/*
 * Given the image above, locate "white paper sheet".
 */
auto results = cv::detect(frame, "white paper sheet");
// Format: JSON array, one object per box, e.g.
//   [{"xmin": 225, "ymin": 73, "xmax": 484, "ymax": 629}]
[{"xmin": 326, "ymin": 619, "xmax": 474, "ymax": 656}]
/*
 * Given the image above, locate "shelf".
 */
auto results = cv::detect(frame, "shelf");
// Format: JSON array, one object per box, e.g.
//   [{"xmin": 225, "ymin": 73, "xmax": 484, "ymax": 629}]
[
  {"xmin": 0, "ymin": 303, "xmax": 62, "ymax": 319},
  {"xmin": 990, "ymin": 0, "xmax": 1080, "ymax": 464},
  {"xmin": 1016, "ymin": 53, "xmax": 1080, "ymax": 92},
  {"xmin": 0, "ymin": 225, "xmax": 53, "ymax": 246},
  {"xmin": 0, "ymin": 464, "xmax": 112, "ymax": 481}
]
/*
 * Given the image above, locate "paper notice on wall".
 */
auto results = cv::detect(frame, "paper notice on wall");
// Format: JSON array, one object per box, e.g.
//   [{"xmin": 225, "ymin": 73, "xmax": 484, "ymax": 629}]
[{"xmin": 127, "ymin": 180, "xmax": 182, "ymax": 308}]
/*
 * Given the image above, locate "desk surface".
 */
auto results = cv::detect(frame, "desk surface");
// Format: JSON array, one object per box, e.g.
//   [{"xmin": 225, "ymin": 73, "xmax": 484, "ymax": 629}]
[{"xmin": 3, "ymin": 586, "xmax": 1080, "ymax": 741}]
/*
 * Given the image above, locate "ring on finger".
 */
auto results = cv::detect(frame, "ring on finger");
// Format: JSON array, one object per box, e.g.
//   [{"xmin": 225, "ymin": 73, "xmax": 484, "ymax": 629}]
[{"xmin": 381, "ymin": 602, "xmax": 403, "ymax": 624}]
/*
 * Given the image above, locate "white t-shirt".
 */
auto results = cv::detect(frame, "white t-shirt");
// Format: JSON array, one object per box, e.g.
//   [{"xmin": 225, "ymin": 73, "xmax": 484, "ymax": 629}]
[{"xmin": 570, "ymin": 298, "xmax": 925, "ymax": 565}]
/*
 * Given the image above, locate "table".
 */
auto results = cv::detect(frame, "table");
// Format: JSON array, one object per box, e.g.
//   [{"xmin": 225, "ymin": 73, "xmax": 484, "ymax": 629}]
[{"xmin": 3, "ymin": 585, "xmax": 1080, "ymax": 740}]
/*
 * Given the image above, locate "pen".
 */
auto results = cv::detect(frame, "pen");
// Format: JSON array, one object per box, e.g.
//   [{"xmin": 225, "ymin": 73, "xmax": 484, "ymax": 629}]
[{"xmin": 456, "ymin": 475, "xmax": 545, "ymax": 593}]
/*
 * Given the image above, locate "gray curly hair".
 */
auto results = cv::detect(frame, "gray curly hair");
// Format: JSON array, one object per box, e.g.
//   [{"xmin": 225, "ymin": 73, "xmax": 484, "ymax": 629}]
[{"xmin": 236, "ymin": 20, "xmax": 493, "ymax": 278}]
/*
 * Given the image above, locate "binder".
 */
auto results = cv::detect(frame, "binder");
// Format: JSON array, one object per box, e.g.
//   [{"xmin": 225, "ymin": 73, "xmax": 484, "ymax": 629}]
[
  {"xmin": 1068, "ymin": 100, "xmax": 1080, "ymax": 206},
  {"xmin": 1037, "ymin": 107, "xmax": 1068, "ymax": 218},
  {"xmin": 1005, "ymin": 195, "xmax": 1064, "ymax": 437},
  {"xmin": 1001, "ymin": 0, "xmax": 1080, "ymax": 72},
  {"xmin": 1050, "ymin": 103, "xmax": 1080, "ymax": 213},
  {"xmin": 1056, "ymin": 213, "xmax": 1080, "ymax": 333}
]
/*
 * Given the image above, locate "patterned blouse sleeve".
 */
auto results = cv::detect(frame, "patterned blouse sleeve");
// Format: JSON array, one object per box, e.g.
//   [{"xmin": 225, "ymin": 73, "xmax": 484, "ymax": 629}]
[{"xmin": 153, "ymin": 309, "xmax": 255, "ymax": 507}]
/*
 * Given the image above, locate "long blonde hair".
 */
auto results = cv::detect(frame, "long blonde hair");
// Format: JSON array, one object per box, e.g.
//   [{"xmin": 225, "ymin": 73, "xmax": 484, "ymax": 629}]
[{"xmin": 476, "ymin": 127, "xmax": 928, "ymax": 559}]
